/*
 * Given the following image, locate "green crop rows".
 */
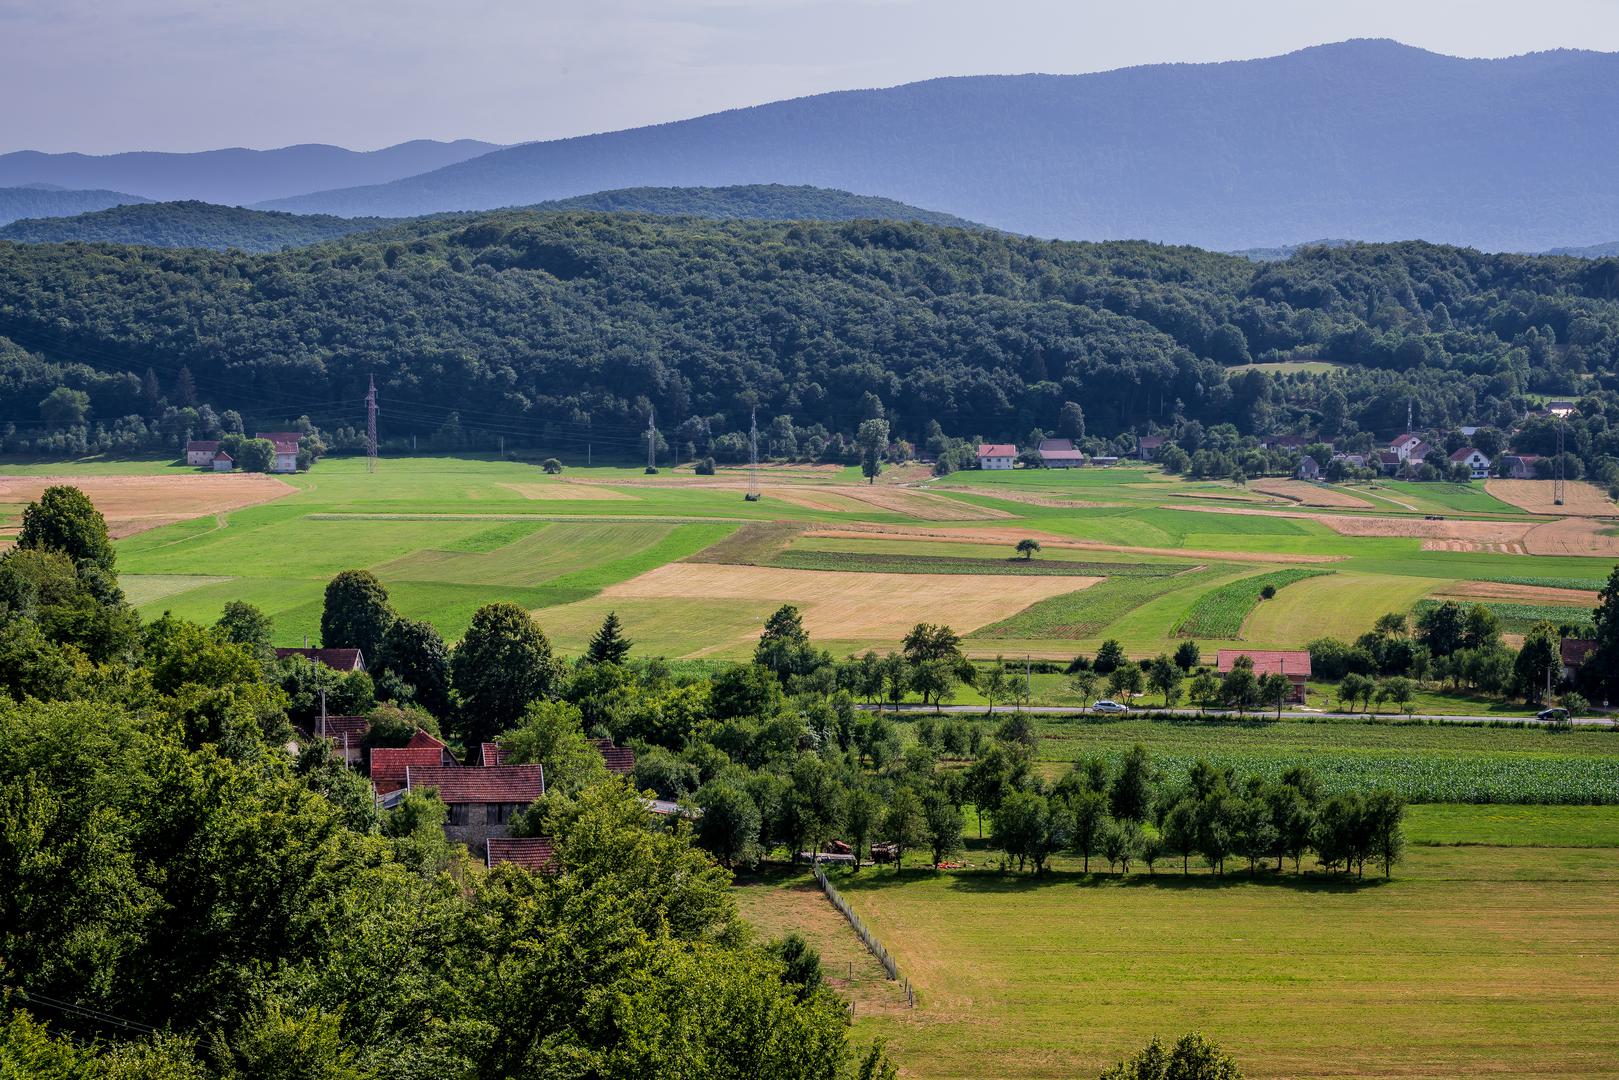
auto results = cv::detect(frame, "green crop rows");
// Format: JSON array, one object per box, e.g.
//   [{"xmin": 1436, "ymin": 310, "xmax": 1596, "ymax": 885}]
[
  {"xmin": 970, "ymin": 567, "xmax": 1223, "ymax": 640},
  {"xmin": 1015, "ymin": 716, "xmax": 1619, "ymax": 804},
  {"xmin": 1415, "ymin": 598, "xmax": 1594, "ymax": 634},
  {"xmin": 1171, "ymin": 568, "xmax": 1331, "ymax": 638}
]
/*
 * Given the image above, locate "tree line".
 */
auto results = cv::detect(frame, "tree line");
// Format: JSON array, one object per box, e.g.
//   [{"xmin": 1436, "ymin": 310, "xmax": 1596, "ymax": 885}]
[{"xmin": 4, "ymin": 213, "xmax": 1619, "ymax": 473}]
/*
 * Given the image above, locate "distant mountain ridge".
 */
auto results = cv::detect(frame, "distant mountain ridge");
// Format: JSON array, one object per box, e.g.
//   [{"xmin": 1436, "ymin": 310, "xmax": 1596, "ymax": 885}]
[
  {"xmin": 0, "ymin": 186, "xmax": 150, "ymax": 227},
  {"xmin": 0, "ymin": 185, "xmax": 981, "ymax": 251},
  {"xmin": 254, "ymin": 40, "xmax": 1619, "ymax": 252},
  {"xmin": 0, "ymin": 139, "xmax": 504, "ymax": 206}
]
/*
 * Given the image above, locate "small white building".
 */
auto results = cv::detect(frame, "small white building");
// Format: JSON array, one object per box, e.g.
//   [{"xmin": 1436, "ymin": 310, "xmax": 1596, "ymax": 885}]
[
  {"xmin": 185, "ymin": 440, "xmax": 220, "ymax": 466},
  {"xmin": 1390, "ymin": 433, "xmax": 1426, "ymax": 462},
  {"xmin": 1448, "ymin": 447, "xmax": 1491, "ymax": 480},
  {"xmin": 1295, "ymin": 454, "xmax": 1321, "ymax": 480},
  {"xmin": 976, "ymin": 443, "xmax": 1016, "ymax": 470},
  {"xmin": 212, "ymin": 451, "xmax": 233, "ymax": 472},
  {"xmin": 257, "ymin": 432, "xmax": 301, "ymax": 474}
]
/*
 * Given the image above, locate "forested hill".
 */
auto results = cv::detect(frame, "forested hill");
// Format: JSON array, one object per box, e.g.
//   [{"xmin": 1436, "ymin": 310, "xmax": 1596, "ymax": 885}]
[
  {"xmin": 0, "ymin": 185, "xmax": 150, "ymax": 227},
  {"xmin": 1, "ymin": 211, "xmax": 1617, "ymax": 458},
  {"xmin": 259, "ymin": 41, "xmax": 1619, "ymax": 252},
  {"xmin": 0, "ymin": 186, "xmax": 980, "ymax": 252},
  {"xmin": 0, "ymin": 200, "xmax": 395, "ymax": 251}
]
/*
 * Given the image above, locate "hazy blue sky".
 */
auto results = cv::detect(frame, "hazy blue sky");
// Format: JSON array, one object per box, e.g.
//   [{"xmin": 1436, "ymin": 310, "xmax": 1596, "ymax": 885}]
[{"xmin": 4, "ymin": 0, "xmax": 1618, "ymax": 154}]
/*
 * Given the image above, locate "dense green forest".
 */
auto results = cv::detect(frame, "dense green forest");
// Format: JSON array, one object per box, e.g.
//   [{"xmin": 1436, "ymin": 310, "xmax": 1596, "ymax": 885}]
[
  {"xmin": 0, "ymin": 186, "xmax": 977, "ymax": 253},
  {"xmin": 2, "ymin": 211, "xmax": 1619, "ymax": 465},
  {"xmin": 0, "ymin": 200, "xmax": 395, "ymax": 251}
]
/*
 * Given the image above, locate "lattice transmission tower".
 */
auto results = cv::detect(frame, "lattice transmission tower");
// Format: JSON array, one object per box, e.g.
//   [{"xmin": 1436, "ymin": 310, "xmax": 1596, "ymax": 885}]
[
  {"xmin": 365, "ymin": 375, "xmax": 378, "ymax": 473},
  {"xmin": 645, "ymin": 408, "xmax": 657, "ymax": 473}
]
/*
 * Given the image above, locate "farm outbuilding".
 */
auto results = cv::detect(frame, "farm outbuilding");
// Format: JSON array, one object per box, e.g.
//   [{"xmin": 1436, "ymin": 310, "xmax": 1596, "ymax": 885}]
[
  {"xmin": 185, "ymin": 439, "xmax": 221, "ymax": 466},
  {"xmin": 1217, "ymin": 649, "xmax": 1311, "ymax": 704}
]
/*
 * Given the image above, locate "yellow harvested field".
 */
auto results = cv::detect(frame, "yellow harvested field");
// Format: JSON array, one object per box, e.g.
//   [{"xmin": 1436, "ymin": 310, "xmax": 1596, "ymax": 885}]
[
  {"xmin": 0, "ymin": 473, "xmax": 293, "ymax": 538},
  {"xmin": 1248, "ymin": 479, "xmax": 1373, "ymax": 508},
  {"xmin": 497, "ymin": 481, "xmax": 637, "ymax": 500},
  {"xmin": 1522, "ymin": 516, "xmax": 1619, "ymax": 557},
  {"xmin": 1487, "ymin": 479, "xmax": 1617, "ymax": 517},
  {"xmin": 829, "ymin": 486, "xmax": 1012, "ymax": 520},
  {"xmin": 805, "ymin": 523, "xmax": 1344, "ymax": 564},
  {"xmin": 594, "ymin": 562, "xmax": 1097, "ymax": 642},
  {"xmin": 1434, "ymin": 581, "xmax": 1600, "ymax": 606}
]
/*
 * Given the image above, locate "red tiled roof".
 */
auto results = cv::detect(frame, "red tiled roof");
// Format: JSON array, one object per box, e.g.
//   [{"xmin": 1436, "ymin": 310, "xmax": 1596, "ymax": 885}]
[
  {"xmin": 1391, "ymin": 433, "xmax": 1421, "ymax": 449},
  {"xmin": 1039, "ymin": 449, "xmax": 1086, "ymax": 462},
  {"xmin": 1216, "ymin": 649, "xmax": 1312, "ymax": 678},
  {"xmin": 317, "ymin": 715, "xmax": 370, "ymax": 743},
  {"xmin": 407, "ymin": 728, "xmax": 449, "ymax": 751},
  {"xmin": 1037, "ymin": 438, "xmax": 1075, "ymax": 452},
  {"xmin": 479, "ymin": 741, "xmax": 508, "ymax": 766},
  {"xmin": 186, "ymin": 440, "xmax": 220, "ymax": 452},
  {"xmin": 1448, "ymin": 448, "xmax": 1486, "ymax": 463},
  {"xmin": 213, "ymin": 451, "xmax": 232, "ymax": 461},
  {"xmin": 1561, "ymin": 639, "xmax": 1597, "ymax": 667},
  {"xmin": 371, "ymin": 746, "xmax": 449, "ymax": 785},
  {"xmin": 275, "ymin": 647, "xmax": 366, "ymax": 672},
  {"xmin": 407, "ymin": 764, "xmax": 545, "ymax": 803},
  {"xmin": 592, "ymin": 738, "xmax": 636, "ymax": 775},
  {"xmin": 486, "ymin": 836, "xmax": 558, "ymax": 872},
  {"xmin": 977, "ymin": 443, "xmax": 1017, "ymax": 457}
]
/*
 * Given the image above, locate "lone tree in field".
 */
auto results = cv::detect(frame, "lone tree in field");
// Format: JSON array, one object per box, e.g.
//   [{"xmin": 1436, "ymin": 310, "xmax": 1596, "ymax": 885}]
[
  {"xmin": 17, "ymin": 485, "xmax": 114, "ymax": 571},
  {"xmin": 1015, "ymin": 537, "xmax": 1041, "ymax": 560},
  {"xmin": 585, "ymin": 611, "xmax": 633, "ymax": 665},
  {"xmin": 857, "ymin": 418, "xmax": 889, "ymax": 485},
  {"xmin": 1094, "ymin": 639, "xmax": 1126, "ymax": 674},
  {"xmin": 321, "ymin": 569, "xmax": 396, "ymax": 662},
  {"xmin": 756, "ymin": 603, "xmax": 819, "ymax": 678},
  {"xmin": 379, "ymin": 616, "xmax": 453, "ymax": 718},
  {"xmin": 450, "ymin": 602, "xmax": 560, "ymax": 745},
  {"xmin": 541, "ymin": 457, "xmax": 562, "ymax": 474}
]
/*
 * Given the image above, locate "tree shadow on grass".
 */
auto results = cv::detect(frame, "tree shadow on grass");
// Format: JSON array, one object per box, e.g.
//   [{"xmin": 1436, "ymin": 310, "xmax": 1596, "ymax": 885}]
[{"xmin": 834, "ymin": 865, "xmax": 1393, "ymax": 895}]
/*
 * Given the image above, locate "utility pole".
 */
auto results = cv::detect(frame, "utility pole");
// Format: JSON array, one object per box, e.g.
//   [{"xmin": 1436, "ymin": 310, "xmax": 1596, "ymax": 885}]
[
  {"xmin": 747, "ymin": 408, "xmax": 761, "ymax": 501},
  {"xmin": 1554, "ymin": 412, "xmax": 1567, "ymax": 506},
  {"xmin": 365, "ymin": 375, "xmax": 379, "ymax": 473},
  {"xmin": 645, "ymin": 408, "xmax": 657, "ymax": 473}
]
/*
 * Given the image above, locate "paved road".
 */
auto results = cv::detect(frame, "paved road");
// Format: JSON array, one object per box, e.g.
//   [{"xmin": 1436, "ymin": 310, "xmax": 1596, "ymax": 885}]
[{"xmin": 859, "ymin": 703, "xmax": 1616, "ymax": 727}]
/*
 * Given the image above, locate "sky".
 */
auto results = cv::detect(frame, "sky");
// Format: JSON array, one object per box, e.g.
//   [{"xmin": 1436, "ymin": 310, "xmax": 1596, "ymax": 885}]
[{"xmin": 3, "ymin": 0, "xmax": 1619, "ymax": 154}]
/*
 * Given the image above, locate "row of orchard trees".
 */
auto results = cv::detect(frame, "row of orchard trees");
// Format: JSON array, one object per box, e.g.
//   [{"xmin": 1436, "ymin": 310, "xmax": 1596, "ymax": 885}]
[{"xmin": 989, "ymin": 747, "xmax": 1406, "ymax": 879}]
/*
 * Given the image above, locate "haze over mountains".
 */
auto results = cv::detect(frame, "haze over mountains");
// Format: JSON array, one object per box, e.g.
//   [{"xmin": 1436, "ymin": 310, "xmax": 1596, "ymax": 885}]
[
  {"xmin": 4, "ymin": 41, "xmax": 1619, "ymax": 251},
  {"xmin": 0, "ymin": 139, "xmax": 503, "ymax": 206},
  {"xmin": 0, "ymin": 184, "xmax": 150, "ymax": 227}
]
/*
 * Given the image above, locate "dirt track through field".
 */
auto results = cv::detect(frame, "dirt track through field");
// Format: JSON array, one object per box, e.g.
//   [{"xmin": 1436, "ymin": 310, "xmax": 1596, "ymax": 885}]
[
  {"xmin": 0, "ymin": 473, "xmax": 294, "ymax": 538},
  {"xmin": 598, "ymin": 562, "xmax": 1096, "ymax": 641},
  {"xmin": 804, "ymin": 523, "xmax": 1344, "ymax": 564},
  {"xmin": 1487, "ymin": 479, "xmax": 1618, "ymax": 517}
]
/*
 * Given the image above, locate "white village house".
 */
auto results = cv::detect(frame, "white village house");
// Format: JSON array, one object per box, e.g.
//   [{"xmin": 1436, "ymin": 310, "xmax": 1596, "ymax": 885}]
[
  {"xmin": 1448, "ymin": 447, "xmax": 1492, "ymax": 479},
  {"xmin": 976, "ymin": 442, "xmax": 1016, "ymax": 470}
]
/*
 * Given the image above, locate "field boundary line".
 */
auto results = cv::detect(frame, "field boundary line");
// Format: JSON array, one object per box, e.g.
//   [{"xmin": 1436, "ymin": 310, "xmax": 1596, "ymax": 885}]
[
  {"xmin": 306, "ymin": 512, "xmax": 749, "ymax": 523},
  {"xmin": 813, "ymin": 864, "xmax": 904, "ymax": 986}
]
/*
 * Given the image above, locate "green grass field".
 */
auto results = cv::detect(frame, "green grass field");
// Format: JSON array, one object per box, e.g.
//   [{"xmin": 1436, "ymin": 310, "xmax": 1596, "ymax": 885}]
[{"xmin": 735, "ymin": 802, "xmax": 1619, "ymax": 1080}]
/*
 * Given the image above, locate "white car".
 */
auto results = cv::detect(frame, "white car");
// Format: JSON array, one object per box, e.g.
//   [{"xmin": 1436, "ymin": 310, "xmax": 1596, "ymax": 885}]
[{"xmin": 1091, "ymin": 699, "xmax": 1129, "ymax": 713}]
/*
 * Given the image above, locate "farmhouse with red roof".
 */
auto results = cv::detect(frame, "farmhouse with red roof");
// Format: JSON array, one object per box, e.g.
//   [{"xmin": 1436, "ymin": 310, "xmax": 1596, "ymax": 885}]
[
  {"xmin": 976, "ymin": 443, "xmax": 1016, "ymax": 470},
  {"xmin": 406, "ymin": 764, "xmax": 546, "ymax": 853},
  {"xmin": 275, "ymin": 647, "xmax": 367, "ymax": 672},
  {"xmin": 1216, "ymin": 649, "xmax": 1312, "ymax": 704}
]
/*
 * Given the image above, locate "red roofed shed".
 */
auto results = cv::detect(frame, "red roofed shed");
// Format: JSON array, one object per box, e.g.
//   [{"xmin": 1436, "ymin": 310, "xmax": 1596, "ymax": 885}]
[
  {"xmin": 371, "ymin": 746, "xmax": 450, "ymax": 794},
  {"xmin": 1216, "ymin": 649, "xmax": 1311, "ymax": 704}
]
